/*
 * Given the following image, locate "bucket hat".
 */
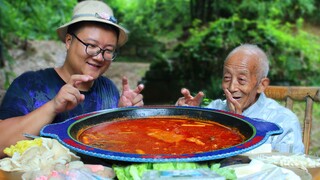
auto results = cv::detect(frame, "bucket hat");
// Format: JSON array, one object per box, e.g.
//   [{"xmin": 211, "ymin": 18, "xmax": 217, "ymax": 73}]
[{"xmin": 57, "ymin": 0, "xmax": 128, "ymax": 47}]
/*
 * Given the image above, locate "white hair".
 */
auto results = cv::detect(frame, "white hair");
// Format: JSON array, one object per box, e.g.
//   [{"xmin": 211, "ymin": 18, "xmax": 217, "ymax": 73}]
[{"xmin": 225, "ymin": 44, "xmax": 269, "ymax": 80}]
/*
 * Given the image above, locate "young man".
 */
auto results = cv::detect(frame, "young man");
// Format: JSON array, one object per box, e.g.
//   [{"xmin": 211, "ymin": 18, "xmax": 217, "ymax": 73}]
[
  {"xmin": 0, "ymin": 0, "xmax": 144, "ymax": 157},
  {"xmin": 176, "ymin": 44, "xmax": 304, "ymax": 154}
]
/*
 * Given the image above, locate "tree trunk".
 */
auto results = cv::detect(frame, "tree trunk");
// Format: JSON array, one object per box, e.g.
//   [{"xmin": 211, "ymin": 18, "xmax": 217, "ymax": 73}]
[{"xmin": 190, "ymin": 0, "xmax": 215, "ymax": 24}]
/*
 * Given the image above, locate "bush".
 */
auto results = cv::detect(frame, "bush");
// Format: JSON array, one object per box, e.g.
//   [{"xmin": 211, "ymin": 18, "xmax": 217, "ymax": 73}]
[
  {"xmin": 110, "ymin": 0, "xmax": 190, "ymax": 62},
  {"xmin": 144, "ymin": 16, "xmax": 320, "ymax": 101},
  {"xmin": 0, "ymin": 0, "xmax": 76, "ymax": 46}
]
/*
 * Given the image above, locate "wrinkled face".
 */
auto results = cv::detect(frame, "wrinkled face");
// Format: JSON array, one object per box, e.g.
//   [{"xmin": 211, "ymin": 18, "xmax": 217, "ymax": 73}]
[
  {"xmin": 222, "ymin": 51, "xmax": 263, "ymax": 110},
  {"xmin": 65, "ymin": 24, "xmax": 118, "ymax": 79}
]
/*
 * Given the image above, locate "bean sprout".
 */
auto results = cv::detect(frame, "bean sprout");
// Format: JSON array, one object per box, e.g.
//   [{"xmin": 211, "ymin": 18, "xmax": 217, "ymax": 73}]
[{"xmin": 253, "ymin": 154, "xmax": 320, "ymax": 171}]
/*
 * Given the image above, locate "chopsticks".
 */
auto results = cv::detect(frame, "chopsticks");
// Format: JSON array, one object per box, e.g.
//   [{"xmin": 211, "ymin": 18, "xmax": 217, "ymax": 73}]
[{"xmin": 23, "ymin": 133, "xmax": 41, "ymax": 139}]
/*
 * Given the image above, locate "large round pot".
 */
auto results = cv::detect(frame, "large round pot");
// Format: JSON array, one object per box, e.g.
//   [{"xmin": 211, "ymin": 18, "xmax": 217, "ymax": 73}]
[{"xmin": 40, "ymin": 106, "xmax": 283, "ymax": 163}]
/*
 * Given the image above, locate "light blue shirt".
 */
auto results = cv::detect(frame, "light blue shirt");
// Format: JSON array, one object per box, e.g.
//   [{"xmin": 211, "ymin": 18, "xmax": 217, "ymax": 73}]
[{"xmin": 205, "ymin": 93, "xmax": 305, "ymax": 154}]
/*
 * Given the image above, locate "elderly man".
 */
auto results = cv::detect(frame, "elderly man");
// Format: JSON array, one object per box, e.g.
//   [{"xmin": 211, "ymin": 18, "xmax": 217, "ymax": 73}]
[{"xmin": 176, "ymin": 44, "xmax": 304, "ymax": 154}]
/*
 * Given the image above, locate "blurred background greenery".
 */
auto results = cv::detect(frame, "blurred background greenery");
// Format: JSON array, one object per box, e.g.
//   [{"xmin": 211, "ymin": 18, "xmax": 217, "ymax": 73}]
[{"xmin": 0, "ymin": 0, "xmax": 319, "ymax": 154}]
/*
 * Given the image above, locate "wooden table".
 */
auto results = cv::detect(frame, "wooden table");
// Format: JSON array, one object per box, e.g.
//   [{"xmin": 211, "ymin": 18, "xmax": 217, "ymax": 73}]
[{"xmin": 309, "ymin": 168, "xmax": 320, "ymax": 180}]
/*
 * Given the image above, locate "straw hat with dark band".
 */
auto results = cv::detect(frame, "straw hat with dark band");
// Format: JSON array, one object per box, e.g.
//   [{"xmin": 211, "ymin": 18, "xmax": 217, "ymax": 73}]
[{"xmin": 56, "ymin": 0, "xmax": 128, "ymax": 47}]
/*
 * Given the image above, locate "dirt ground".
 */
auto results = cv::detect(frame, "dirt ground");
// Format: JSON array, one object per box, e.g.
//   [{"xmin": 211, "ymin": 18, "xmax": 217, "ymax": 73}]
[{"xmin": 1, "ymin": 40, "xmax": 150, "ymax": 91}]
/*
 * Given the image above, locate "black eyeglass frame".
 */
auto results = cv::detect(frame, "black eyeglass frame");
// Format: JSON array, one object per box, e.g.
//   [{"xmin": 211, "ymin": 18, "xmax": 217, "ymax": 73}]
[{"xmin": 71, "ymin": 33, "xmax": 117, "ymax": 61}]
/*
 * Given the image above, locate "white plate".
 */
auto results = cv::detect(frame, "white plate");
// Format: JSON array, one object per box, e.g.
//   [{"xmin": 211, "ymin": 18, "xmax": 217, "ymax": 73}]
[
  {"xmin": 247, "ymin": 152, "xmax": 320, "ymax": 179},
  {"xmin": 225, "ymin": 162, "xmax": 311, "ymax": 180}
]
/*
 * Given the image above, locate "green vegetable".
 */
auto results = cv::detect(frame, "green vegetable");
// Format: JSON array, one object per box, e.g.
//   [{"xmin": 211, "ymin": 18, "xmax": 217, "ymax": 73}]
[
  {"xmin": 153, "ymin": 162, "xmax": 176, "ymax": 170},
  {"xmin": 210, "ymin": 163, "xmax": 237, "ymax": 180},
  {"xmin": 113, "ymin": 162, "xmax": 237, "ymax": 180}
]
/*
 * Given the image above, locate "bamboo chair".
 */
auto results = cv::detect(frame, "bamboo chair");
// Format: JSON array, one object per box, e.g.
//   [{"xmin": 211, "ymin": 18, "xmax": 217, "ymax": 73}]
[{"xmin": 265, "ymin": 85, "xmax": 320, "ymax": 154}]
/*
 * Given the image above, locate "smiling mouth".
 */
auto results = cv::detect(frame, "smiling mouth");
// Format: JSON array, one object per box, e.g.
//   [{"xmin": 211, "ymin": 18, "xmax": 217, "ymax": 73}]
[{"xmin": 87, "ymin": 62, "xmax": 101, "ymax": 68}]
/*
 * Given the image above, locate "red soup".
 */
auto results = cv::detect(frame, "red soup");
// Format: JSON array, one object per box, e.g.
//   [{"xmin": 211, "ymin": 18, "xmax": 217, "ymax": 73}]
[{"xmin": 77, "ymin": 116, "xmax": 245, "ymax": 155}]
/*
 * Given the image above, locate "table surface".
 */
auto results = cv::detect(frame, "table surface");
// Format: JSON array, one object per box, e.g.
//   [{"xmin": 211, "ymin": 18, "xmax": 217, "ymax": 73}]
[
  {"xmin": 1, "ymin": 154, "xmax": 320, "ymax": 180},
  {"xmin": 309, "ymin": 168, "xmax": 320, "ymax": 180}
]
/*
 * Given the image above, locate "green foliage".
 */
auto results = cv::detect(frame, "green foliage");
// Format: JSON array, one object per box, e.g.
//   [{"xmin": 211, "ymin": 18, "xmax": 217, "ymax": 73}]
[
  {"xmin": 260, "ymin": 19, "xmax": 320, "ymax": 85},
  {"xmin": 0, "ymin": 0, "xmax": 77, "ymax": 90},
  {"xmin": 0, "ymin": 0, "xmax": 76, "ymax": 46},
  {"xmin": 1, "ymin": 0, "xmax": 319, "ymax": 91},
  {"xmin": 140, "ymin": 0, "xmax": 318, "ymax": 98},
  {"xmin": 145, "ymin": 15, "xmax": 320, "ymax": 99},
  {"xmin": 234, "ymin": 0, "xmax": 315, "ymax": 22},
  {"xmin": 305, "ymin": 0, "xmax": 320, "ymax": 25},
  {"xmin": 189, "ymin": 0, "xmax": 316, "ymax": 25},
  {"xmin": 109, "ymin": 0, "xmax": 190, "ymax": 61}
]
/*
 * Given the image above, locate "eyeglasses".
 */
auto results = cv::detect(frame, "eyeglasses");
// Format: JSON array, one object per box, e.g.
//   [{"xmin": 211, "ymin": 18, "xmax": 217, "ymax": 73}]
[{"xmin": 71, "ymin": 33, "xmax": 117, "ymax": 61}]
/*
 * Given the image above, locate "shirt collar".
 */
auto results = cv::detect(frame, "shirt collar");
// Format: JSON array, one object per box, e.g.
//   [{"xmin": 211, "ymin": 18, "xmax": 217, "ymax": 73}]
[{"xmin": 243, "ymin": 93, "xmax": 267, "ymax": 116}]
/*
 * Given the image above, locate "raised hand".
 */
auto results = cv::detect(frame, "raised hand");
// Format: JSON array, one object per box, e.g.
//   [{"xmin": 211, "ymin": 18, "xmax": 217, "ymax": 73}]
[
  {"xmin": 175, "ymin": 88, "xmax": 204, "ymax": 106},
  {"xmin": 118, "ymin": 76, "xmax": 144, "ymax": 107},
  {"xmin": 52, "ymin": 75, "xmax": 93, "ymax": 114},
  {"xmin": 224, "ymin": 88, "xmax": 242, "ymax": 114}
]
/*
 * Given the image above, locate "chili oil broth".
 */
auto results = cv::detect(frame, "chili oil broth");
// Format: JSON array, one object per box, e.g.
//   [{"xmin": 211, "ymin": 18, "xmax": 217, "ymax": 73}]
[{"xmin": 77, "ymin": 117, "xmax": 245, "ymax": 155}]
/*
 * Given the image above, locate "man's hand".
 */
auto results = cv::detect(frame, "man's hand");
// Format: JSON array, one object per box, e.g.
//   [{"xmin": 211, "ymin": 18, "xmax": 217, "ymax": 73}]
[
  {"xmin": 224, "ymin": 88, "xmax": 242, "ymax": 114},
  {"xmin": 52, "ymin": 75, "xmax": 93, "ymax": 114},
  {"xmin": 118, "ymin": 77, "xmax": 144, "ymax": 107},
  {"xmin": 175, "ymin": 88, "xmax": 204, "ymax": 106}
]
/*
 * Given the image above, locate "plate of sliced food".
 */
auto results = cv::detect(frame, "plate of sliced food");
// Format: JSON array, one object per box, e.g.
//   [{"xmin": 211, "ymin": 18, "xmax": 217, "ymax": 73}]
[{"xmin": 247, "ymin": 152, "xmax": 320, "ymax": 180}]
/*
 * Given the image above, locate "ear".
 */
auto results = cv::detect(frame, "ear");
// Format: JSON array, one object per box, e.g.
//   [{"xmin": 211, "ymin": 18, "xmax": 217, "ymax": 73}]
[
  {"xmin": 257, "ymin": 77, "xmax": 270, "ymax": 93},
  {"xmin": 65, "ymin": 34, "xmax": 73, "ymax": 49}
]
